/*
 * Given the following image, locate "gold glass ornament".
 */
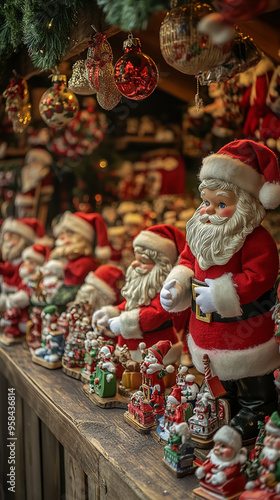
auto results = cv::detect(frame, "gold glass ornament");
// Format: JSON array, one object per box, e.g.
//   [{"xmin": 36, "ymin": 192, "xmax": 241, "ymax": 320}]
[
  {"xmin": 160, "ymin": 0, "xmax": 232, "ymax": 75},
  {"xmin": 39, "ymin": 74, "xmax": 79, "ymax": 127},
  {"xmin": 96, "ymin": 64, "xmax": 122, "ymax": 110},
  {"xmin": 3, "ymin": 76, "xmax": 31, "ymax": 133},
  {"xmin": 68, "ymin": 60, "xmax": 96, "ymax": 95}
]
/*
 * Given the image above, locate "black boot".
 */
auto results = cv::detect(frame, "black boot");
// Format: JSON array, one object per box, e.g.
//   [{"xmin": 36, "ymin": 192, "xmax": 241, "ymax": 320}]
[
  {"xmin": 230, "ymin": 373, "xmax": 277, "ymax": 443},
  {"xmin": 220, "ymin": 379, "xmax": 241, "ymax": 419}
]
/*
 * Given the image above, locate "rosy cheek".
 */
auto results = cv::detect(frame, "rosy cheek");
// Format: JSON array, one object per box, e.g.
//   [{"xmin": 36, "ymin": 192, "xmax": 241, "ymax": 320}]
[
  {"xmin": 223, "ymin": 448, "xmax": 233, "ymax": 459},
  {"xmin": 220, "ymin": 207, "xmax": 235, "ymax": 218},
  {"xmin": 200, "ymin": 207, "xmax": 206, "ymax": 216},
  {"xmin": 274, "ymin": 438, "xmax": 280, "ymax": 450}
]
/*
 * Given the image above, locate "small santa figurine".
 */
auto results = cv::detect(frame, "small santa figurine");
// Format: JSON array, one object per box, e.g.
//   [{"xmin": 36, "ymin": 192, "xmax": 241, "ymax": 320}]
[
  {"xmin": 90, "ymin": 344, "xmax": 117, "ymax": 398},
  {"xmin": 161, "ymin": 139, "xmax": 280, "ymax": 442},
  {"xmin": 139, "ymin": 340, "xmax": 175, "ymax": 400},
  {"xmin": 241, "ymin": 412, "xmax": 280, "ymax": 499},
  {"xmin": 0, "ymin": 217, "xmax": 45, "ymax": 313},
  {"xmin": 92, "ymin": 225, "xmax": 186, "ymax": 362},
  {"xmin": 195, "ymin": 425, "xmax": 247, "ymax": 498},
  {"xmin": 74, "ymin": 265, "xmax": 125, "ymax": 313},
  {"xmin": 49, "ymin": 211, "xmax": 111, "ymax": 306}
]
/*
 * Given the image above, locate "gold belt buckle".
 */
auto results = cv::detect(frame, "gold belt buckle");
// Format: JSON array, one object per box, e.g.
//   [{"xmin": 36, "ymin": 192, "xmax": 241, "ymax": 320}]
[{"xmin": 192, "ymin": 282, "xmax": 212, "ymax": 323}]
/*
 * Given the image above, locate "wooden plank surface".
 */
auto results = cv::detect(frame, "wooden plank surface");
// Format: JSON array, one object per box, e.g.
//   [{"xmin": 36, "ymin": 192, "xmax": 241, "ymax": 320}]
[
  {"xmin": 14, "ymin": 394, "xmax": 25, "ymax": 500},
  {"xmin": 0, "ymin": 343, "xmax": 199, "ymax": 500},
  {"xmin": 23, "ymin": 401, "xmax": 42, "ymax": 500},
  {"xmin": 64, "ymin": 449, "xmax": 87, "ymax": 500},
  {"xmin": 41, "ymin": 422, "xmax": 61, "ymax": 500}
]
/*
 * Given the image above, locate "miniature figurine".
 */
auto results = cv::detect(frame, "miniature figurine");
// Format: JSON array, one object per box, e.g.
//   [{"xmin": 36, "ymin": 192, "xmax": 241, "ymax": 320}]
[
  {"xmin": 164, "ymin": 422, "xmax": 195, "ymax": 477},
  {"xmin": 157, "ymin": 385, "xmax": 192, "ymax": 442},
  {"xmin": 81, "ymin": 331, "xmax": 99, "ymax": 380},
  {"xmin": 139, "ymin": 340, "xmax": 175, "ymax": 402},
  {"xmin": 32, "ymin": 305, "xmax": 65, "ymax": 369},
  {"xmin": 93, "ymin": 225, "xmax": 186, "ymax": 363},
  {"xmin": 125, "ymin": 390, "xmax": 156, "ymax": 434},
  {"xmin": 194, "ymin": 425, "xmax": 247, "ymax": 499},
  {"xmin": 62, "ymin": 317, "xmax": 90, "ymax": 379},
  {"xmin": 245, "ymin": 418, "xmax": 268, "ymax": 481},
  {"xmin": 90, "ymin": 345, "xmax": 116, "ymax": 398},
  {"xmin": 161, "ymin": 139, "xmax": 280, "ymax": 441},
  {"xmin": 176, "ymin": 365, "xmax": 200, "ymax": 408},
  {"xmin": 240, "ymin": 412, "xmax": 280, "ymax": 499},
  {"xmin": 117, "ymin": 344, "xmax": 141, "ymax": 396}
]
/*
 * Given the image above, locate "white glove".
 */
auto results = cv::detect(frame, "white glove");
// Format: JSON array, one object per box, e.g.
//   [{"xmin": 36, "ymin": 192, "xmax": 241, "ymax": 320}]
[
  {"xmin": 108, "ymin": 317, "xmax": 121, "ymax": 336},
  {"xmin": 211, "ymin": 471, "xmax": 226, "ymax": 485},
  {"xmin": 160, "ymin": 279, "xmax": 183, "ymax": 311},
  {"xmin": 195, "ymin": 466, "xmax": 206, "ymax": 480},
  {"xmin": 92, "ymin": 309, "xmax": 109, "ymax": 328},
  {"xmin": 194, "ymin": 279, "xmax": 216, "ymax": 314}
]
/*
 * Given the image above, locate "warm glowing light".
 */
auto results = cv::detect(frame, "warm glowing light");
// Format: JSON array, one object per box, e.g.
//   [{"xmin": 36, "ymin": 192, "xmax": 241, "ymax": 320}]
[
  {"xmin": 95, "ymin": 194, "xmax": 102, "ymax": 202},
  {"xmin": 99, "ymin": 160, "xmax": 108, "ymax": 169}
]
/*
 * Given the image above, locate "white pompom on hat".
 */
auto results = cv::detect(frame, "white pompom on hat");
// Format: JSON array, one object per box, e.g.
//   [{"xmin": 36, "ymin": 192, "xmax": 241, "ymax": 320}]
[
  {"xmin": 199, "ymin": 139, "xmax": 280, "ymax": 210},
  {"xmin": 53, "ymin": 211, "xmax": 111, "ymax": 260},
  {"xmin": 133, "ymin": 224, "xmax": 186, "ymax": 265}
]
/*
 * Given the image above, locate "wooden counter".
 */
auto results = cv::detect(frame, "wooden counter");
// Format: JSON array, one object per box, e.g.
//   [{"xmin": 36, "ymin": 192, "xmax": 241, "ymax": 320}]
[{"xmin": 0, "ymin": 343, "xmax": 199, "ymax": 500}]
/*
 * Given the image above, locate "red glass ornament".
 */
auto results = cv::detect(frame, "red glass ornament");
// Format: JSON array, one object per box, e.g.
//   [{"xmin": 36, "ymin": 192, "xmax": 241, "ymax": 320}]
[{"xmin": 114, "ymin": 36, "xmax": 159, "ymax": 101}]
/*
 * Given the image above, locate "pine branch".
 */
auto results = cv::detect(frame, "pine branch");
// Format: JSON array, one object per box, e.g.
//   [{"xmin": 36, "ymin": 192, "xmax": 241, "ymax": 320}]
[{"xmin": 96, "ymin": 0, "xmax": 170, "ymax": 31}]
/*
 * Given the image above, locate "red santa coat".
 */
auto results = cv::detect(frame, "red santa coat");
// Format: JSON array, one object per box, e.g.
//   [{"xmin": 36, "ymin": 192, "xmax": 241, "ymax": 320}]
[
  {"xmin": 63, "ymin": 256, "xmax": 99, "ymax": 286},
  {"xmin": 99, "ymin": 294, "xmax": 178, "ymax": 360},
  {"xmin": 199, "ymin": 458, "xmax": 246, "ymax": 496},
  {"xmin": 0, "ymin": 260, "xmax": 22, "ymax": 294},
  {"xmin": 165, "ymin": 225, "xmax": 280, "ymax": 380}
]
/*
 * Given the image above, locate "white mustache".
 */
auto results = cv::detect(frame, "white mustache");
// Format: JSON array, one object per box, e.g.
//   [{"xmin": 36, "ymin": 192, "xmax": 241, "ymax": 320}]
[{"xmin": 199, "ymin": 213, "xmax": 228, "ymax": 225}]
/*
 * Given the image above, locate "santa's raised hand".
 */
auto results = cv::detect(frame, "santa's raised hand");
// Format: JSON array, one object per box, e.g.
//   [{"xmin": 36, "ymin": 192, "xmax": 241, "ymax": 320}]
[
  {"xmin": 92, "ymin": 309, "xmax": 109, "ymax": 328},
  {"xmin": 160, "ymin": 279, "xmax": 183, "ymax": 311}
]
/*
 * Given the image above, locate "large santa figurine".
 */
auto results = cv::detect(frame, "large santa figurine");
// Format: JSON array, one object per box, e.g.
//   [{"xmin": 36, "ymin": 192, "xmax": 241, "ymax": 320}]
[
  {"xmin": 0, "ymin": 218, "xmax": 45, "ymax": 312},
  {"xmin": 49, "ymin": 211, "xmax": 111, "ymax": 307},
  {"xmin": 160, "ymin": 139, "xmax": 280, "ymax": 442},
  {"xmin": 1, "ymin": 244, "xmax": 50, "ymax": 343},
  {"xmin": 92, "ymin": 225, "xmax": 186, "ymax": 362}
]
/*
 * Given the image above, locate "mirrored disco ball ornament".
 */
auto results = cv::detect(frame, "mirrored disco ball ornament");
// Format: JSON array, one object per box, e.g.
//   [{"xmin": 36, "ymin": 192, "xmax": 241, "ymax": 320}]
[
  {"xmin": 114, "ymin": 35, "xmax": 159, "ymax": 100},
  {"xmin": 39, "ymin": 75, "xmax": 79, "ymax": 127}
]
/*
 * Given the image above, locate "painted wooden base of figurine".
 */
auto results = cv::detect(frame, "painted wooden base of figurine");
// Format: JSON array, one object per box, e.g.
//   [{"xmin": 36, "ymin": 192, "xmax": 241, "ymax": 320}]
[
  {"xmin": 189, "ymin": 434, "xmax": 215, "ymax": 449},
  {"xmin": 151, "ymin": 428, "xmax": 168, "ymax": 445},
  {"xmin": 31, "ymin": 352, "xmax": 62, "ymax": 370},
  {"xmin": 163, "ymin": 457, "xmax": 198, "ymax": 478},
  {"xmin": 80, "ymin": 371, "xmax": 91, "ymax": 384},
  {"xmin": 0, "ymin": 333, "xmax": 25, "ymax": 346},
  {"xmin": 124, "ymin": 411, "xmax": 157, "ymax": 434},
  {"xmin": 82, "ymin": 384, "xmax": 128, "ymax": 409},
  {"xmin": 62, "ymin": 358, "xmax": 82, "ymax": 380},
  {"xmin": 193, "ymin": 486, "xmax": 242, "ymax": 500}
]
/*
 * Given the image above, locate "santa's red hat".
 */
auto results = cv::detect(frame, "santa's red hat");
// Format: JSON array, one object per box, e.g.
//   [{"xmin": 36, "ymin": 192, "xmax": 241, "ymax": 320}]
[
  {"xmin": 53, "ymin": 211, "xmax": 111, "ymax": 259},
  {"xmin": 200, "ymin": 139, "xmax": 280, "ymax": 210},
  {"xmin": 22, "ymin": 244, "xmax": 50, "ymax": 265},
  {"xmin": 85, "ymin": 265, "xmax": 125, "ymax": 305},
  {"xmin": 133, "ymin": 225, "xmax": 186, "ymax": 265},
  {"xmin": 148, "ymin": 340, "xmax": 172, "ymax": 363},
  {"xmin": 168, "ymin": 386, "xmax": 186, "ymax": 405},
  {"xmin": 1, "ymin": 217, "xmax": 45, "ymax": 243}
]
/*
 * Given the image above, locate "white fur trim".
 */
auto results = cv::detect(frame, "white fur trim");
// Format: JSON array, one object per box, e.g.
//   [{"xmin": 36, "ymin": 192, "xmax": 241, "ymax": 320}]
[
  {"xmin": 85, "ymin": 272, "xmax": 116, "ymax": 302},
  {"xmin": 188, "ymin": 335, "xmax": 280, "ymax": 380},
  {"xmin": 100, "ymin": 305, "xmax": 120, "ymax": 319},
  {"xmin": 44, "ymin": 259, "xmax": 66, "ymax": 274},
  {"xmin": 133, "ymin": 230, "xmax": 177, "ymax": 264},
  {"xmin": 14, "ymin": 193, "xmax": 34, "ymax": 207},
  {"xmin": 200, "ymin": 154, "xmax": 264, "ymax": 199},
  {"xmin": 22, "ymin": 247, "xmax": 46, "ymax": 266},
  {"xmin": 164, "ymin": 265, "xmax": 194, "ymax": 312},
  {"xmin": 119, "ymin": 308, "xmax": 143, "ymax": 339},
  {"xmin": 8, "ymin": 290, "xmax": 30, "ymax": 309},
  {"xmin": 210, "ymin": 274, "xmax": 242, "ymax": 318},
  {"xmin": 54, "ymin": 212, "xmax": 94, "ymax": 242},
  {"xmin": 95, "ymin": 245, "xmax": 111, "ymax": 260},
  {"xmin": 265, "ymin": 422, "xmax": 280, "ymax": 436},
  {"xmin": 259, "ymin": 182, "xmax": 280, "ymax": 209},
  {"xmin": 1, "ymin": 218, "xmax": 36, "ymax": 243}
]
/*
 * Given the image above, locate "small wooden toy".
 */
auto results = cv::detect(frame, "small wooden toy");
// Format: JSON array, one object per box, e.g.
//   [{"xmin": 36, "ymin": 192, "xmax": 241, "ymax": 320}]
[
  {"xmin": 62, "ymin": 318, "xmax": 89, "ymax": 379},
  {"xmin": 139, "ymin": 340, "xmax": 175, "ymax": 402},
  {"xmin": 27, "ymin": 306, "xmax": 43, "ymax": 349},
  {"xmin": 117, "ymin": 344, "xmax": 141, "ymax": 397},
  {"xmin": 188, "ymin": 355, "xmax": 230, "ymax": 448},
  {"xmin": 32, "ymin": 305, "xmax": 65, "ymax": 369},
  {"xmin": 156, "ymin": 385, "xmax": 193, "ymax": 443},
  {"xmin": 240, "ymin": 412, "xmax": 280, "ymax": 500},
  {"xmin": 164, "ymin": 422, "xmax": 196, "ymax": 477},
  {"xmin": 124, "ymin": 390, "xmax": 156, "ymax": 434},
  {"xmin": 194, "ymin": 425, "xmax": 247, "ymax": 500}
]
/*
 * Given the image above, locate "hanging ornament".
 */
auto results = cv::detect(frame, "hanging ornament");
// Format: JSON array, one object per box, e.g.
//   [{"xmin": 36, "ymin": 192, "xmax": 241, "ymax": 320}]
[
  {"xmin": 2, "ymin": 75, "xmax": 31, "ymax": 133},
  {"xmin": 68, "ymin": 60, "xmax": 96, "ymax": 95},
  {"xmin": 159, "ymin": 0, "xmax": 233, "ymax": 76},
  {"xmin": 87, "ymin": 32, "xmax": 121, "ymax": 110},
  {"xmin": 39, "ymin": 74, "xmax": 79, "ymax": 128},
  {"xmin": 114, "ymin": 34, "xmax": 159, "ymax": 100},
  {"xmin": 197, "ymin": 34, "xmax": 262, "ymax": 85}
]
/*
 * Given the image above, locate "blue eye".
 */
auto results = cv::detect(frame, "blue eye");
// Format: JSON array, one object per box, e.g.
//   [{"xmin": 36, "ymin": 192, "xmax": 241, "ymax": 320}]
[
  {"xmin": 204, "ymin": 200, "xmax": 210, "ymax": 207},
  {"xmin": 219, "ymin": 202, "xmax": 226, "ymax": 209}
]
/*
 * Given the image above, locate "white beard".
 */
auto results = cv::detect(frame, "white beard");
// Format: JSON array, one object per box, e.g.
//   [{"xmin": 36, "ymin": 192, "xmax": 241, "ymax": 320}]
[
  {"xmin": 122, "ymin": 263, "xmax": 167, "ymax": 311},
  {"xmin": 75, "ymin": 284, "xmax": 111, "ymax": 310},
  {"xmin": 2, "ymin": 238, "xmax": 27, "ymax": 262},
  {"xmin": 187, "ymin": 203, "xmax": 257, "ymax": 270},
  {"xmin": 207, "ymin": 448, "xmax": 245, "ymax": 468},
  {"xmin": 261, "ymin": 445, "xmax": 280, "ymax": 462}
]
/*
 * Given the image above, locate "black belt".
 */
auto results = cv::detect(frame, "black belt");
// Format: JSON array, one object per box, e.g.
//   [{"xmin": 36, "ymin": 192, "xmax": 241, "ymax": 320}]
[
  {"xmin": 191, "ymin": 278, "xmax": 276, "ymax": 323},
  {"xmin": 143, "ymin": 320, "xmax": 173, "ymax": 334}
]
